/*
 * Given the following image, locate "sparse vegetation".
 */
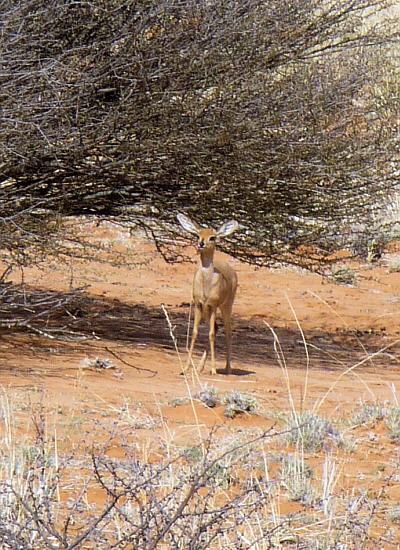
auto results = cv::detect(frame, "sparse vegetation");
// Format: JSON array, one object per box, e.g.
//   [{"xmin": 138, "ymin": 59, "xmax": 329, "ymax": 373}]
[
  {"xmin": 285, "ymin": 411, "xmax": 343, "ymax": 452},
  {"xmin": 388, "ymin": 258, "xmax": 400, "ymax": 273},
  {"xmin": 281, "ymin": 454, "xmax": 315, "ymax": 506},
  {"xmin": 184, "ymin": 445, "xmax": 203, "ymax": 463},
  {"xmin": 349, "ymin": 401, "xmax": 388, "ymax": 426},
  {"xmin": 223, "ymin": 391, "xmax": 258, "ymax": 418},
  {"xmin": 387, "ymin": 505, "xmax": 400, "ymax": 525},
  {"xmin": 114, "ymin": 399, "xmax": 161, "ymax": 430},
  {"xmin": 385, "ymin": 407, "xmax": 400, "ymax": 441},
  {"xmin": 1, "ymin": 0, "xmax": 398, "ymax": 280},
  {"xmin": 0, "ymin": 397, "xmax": 285, "ymax": 548},
  {"xmin": 348, "ymin": 401, "xmax": 400, "ymax": 442},
  {"xmin": 171, "ymin": 388, "xmax": 259, "ymax": 419},
  {"xmin": 196, "ymin": 385, "xmax": 220, "ymax": 408},
  {"xmin": 81, "ymin": 357, "xmax": 116, "ymax": 371},
  {"xmin": 329, "ymin": 266, "xmax": 358, "ymax": 286},
  {"xmin": 0, "ymin": 376, "xmax": 400, "ymax": 548},
  {"xmin": 169, "ymin": 397, "xmax": 189, "ymax": 408},
  {"xmin": 0, "ymin": 2, "xmax": 399, "ymax": 545}
]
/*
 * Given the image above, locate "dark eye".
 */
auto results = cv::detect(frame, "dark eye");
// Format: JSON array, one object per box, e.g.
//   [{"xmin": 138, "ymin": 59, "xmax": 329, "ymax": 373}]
[{"xmin": 209, "ymin": 236, "xmax": 216, "ymax": 241}]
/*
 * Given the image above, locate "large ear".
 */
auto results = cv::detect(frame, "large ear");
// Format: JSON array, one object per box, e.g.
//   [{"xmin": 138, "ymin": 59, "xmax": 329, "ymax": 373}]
[
  {"xmin": 177, "ymin": 213, "xmax": 201, "ymax": 235},
  {"xmin": 216, "ymin": 220, "xmax": 239, "ymax": 238}
]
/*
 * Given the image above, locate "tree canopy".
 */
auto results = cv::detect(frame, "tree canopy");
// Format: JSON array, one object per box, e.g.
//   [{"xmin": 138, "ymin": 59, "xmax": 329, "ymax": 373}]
[{"xmin": 0, "ymin": 0, "xmax": 399, "ymax": 270}]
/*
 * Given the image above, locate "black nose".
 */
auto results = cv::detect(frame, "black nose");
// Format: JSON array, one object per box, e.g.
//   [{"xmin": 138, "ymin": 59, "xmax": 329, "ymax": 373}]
[{"xmin": 198, "ymin": 240, "xmax": 205, "ymax": 248}]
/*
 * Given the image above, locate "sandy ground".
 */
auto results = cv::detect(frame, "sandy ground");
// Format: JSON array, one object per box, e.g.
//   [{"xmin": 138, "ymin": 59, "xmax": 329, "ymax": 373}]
[
  {"xmin": 2, "ymin": 223, "xmax": 400, "ymax": 529},
  {"xmin": 2, "ymin": 224, "xmax": 400, "ymax": 411}
]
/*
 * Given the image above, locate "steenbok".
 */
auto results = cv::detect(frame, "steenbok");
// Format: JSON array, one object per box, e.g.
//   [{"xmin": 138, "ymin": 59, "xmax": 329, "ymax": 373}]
[{"xmin": 177, "ymin": 213, "xmax": 239, "ymax": 375}]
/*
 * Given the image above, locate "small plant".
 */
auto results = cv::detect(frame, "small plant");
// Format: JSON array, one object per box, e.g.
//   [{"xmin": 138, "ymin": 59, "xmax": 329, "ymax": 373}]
[
  {"xmin": 281, "ymin": 454, "xmax": 315, "ymax": 506},
  {"xmin": 285, "ymin": 411, "xmax": 342, "ymax": 452},
  {"xmin": 349, "ymin": 402, "xmax": 387, "ymax": 426},
  {"xmin": 196, "ymin": 385, "xmax": 220, "ymax": 408},
  {"xmin": 207, "ymin": 461, "xmax": 234, "ymax": 489},
  {"xmin": 22, "ymin": 445, "xmax": 49, "ymax": 467},
  {"xmin": 351, "ymin": 403, "xmax": 400, "ymax": 441},
  {"xmin": 118, "ymin": 400, "xmax": 160, "ymax": 430},
  {"xmin": 385, "ymin": 407, "xmax": 400, "ymax": 441},
  {"xmin": 349, "ymin": 226, "xmax": 394, "ymax": 262},
  {"xmin": 81, "ymin": 357, "xmax": 116, "ymax": 371},
  {"xmin": 329, "ymin": 266, "xmax": 357, "ymax": 286},
  {"xmin": 387, "ymin": 505, "xmax": 400, "ymax": 525},
  {"xmin": 169, "ymin": 397, "xmax": 189, "ymax": 407},
  {"xmin": 184, "ymin": 445, "xmax": 203, "ymax": 463},
  {"xmin": 223, "ymin": 391, "xmax": 258, "ymax": 418},
  {"xmin": 388, "ymin": 258, "xmax": 400, "ymax": 273},
  {"xmin": 367, "ymin": 238, "xmax": 384, "ymax": 263}
]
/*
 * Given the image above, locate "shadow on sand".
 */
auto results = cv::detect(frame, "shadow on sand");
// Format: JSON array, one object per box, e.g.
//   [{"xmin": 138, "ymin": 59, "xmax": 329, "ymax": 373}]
[{"xmin": 2, "ymin": 286, "xmax": 399, "ymax": 373}]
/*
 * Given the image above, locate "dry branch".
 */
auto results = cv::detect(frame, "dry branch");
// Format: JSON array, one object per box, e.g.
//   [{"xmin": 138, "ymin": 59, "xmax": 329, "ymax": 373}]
[{"xmin": 0, "ymin": 0, "xmax": 398, "ymax": 273}]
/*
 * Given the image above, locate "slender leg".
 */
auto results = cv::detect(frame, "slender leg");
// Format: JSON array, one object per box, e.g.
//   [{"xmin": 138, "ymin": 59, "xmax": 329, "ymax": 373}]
[
  {"xmin": 199, "ymin": 306, "xmax": 211, "ymax": 372},
  {"xmin": 183, "ymin": 305, "xmax": 202, "ymax": 374},
  {"xmin": 221, "ymin": 306, "xmax": 233, "ymax": 374},
  {"xmin": 209, "ymin": 308, "xmax": 217, "ymax": 375},
  {"xmin": 198, "ymin": 350, "xmax": 208, "ymax": 372},
  {"xmin": 200, "ymin": 320, "xmax": 219, "ymax": 372}
]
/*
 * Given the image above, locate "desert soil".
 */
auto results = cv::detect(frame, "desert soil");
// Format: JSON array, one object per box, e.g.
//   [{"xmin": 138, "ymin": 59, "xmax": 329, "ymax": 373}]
[{"xmin": 2, "ymin": 222, "xmax": 400, "ymax": 537}]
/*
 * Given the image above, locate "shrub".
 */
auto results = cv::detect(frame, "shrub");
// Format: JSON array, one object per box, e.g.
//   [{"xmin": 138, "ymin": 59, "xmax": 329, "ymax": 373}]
[
  {"xmin": 385, "ymin": 407, "xmax": 400, "ymax": 441},
  {"xmin": 285, "ymin": 411, "xmax": 342, "ymax": 452},
  {"xmin": 388, "ymin": 258, "xmax": 400, "ymax": 273},
  {"xmin": 223, "ymin": 392, "xmax": 258, "ymax": 418},
  {"xmin": 196, "ymin": 385, "xmax": 220, "ymax": 408},
  {"xmin": 81, "ymin": 357, "xmax": 116, "ymax": 371},
  {"xmin": 0, "ymin": 0, "xmax": 397, "ymax": 274},
  {"xmin": 387, "ymin": 505, "xmax": 400, "ymax": 525},
  {"xmin": 349, "ymin": 402, "xmax": 387, "ymax": 426},
  {"xmin": 329, "ymin": 266, "xmax": 357, "ymax": 286},
  {"xmin": 281, "ymin": 454, "xmax": 315, "ymax": 506}
]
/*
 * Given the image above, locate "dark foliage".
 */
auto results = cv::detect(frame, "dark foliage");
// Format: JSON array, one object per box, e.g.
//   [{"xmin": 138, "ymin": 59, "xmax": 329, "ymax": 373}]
[{"xmin": 0, "ymin": 0, "xmax": 398, "ymax": 270}]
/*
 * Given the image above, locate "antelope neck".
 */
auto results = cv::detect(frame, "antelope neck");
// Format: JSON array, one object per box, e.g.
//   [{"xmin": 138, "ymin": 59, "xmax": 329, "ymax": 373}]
[{"xmin": 199, "ymin": 248, "xmax": 215, "ymax": 269}]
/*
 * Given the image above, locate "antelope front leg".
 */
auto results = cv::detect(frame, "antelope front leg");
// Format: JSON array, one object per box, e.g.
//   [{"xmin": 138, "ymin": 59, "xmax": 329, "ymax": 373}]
[
  {"xmin": 183, "ymin": 305, "xmax": 202, "ymax": 374},
  {"xmin": 209, "ymin": 309, "xmax": 217, "ymax": 375},
  {"xmin": 221, "ymin": 307, "xmax": 233, "ymax": 374}
]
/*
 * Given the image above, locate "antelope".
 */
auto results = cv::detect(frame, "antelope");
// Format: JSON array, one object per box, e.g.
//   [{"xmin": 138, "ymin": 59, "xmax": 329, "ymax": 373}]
[{"xmin": 177, "ymin": 213, "xmax": 239, "ymax": 375}]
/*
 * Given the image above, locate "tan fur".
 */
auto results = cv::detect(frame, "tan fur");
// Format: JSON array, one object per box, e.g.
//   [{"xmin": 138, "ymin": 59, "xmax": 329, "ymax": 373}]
[{"xmin": 177, "ymin": 216, "xmax": 239, "ymax": 375}]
